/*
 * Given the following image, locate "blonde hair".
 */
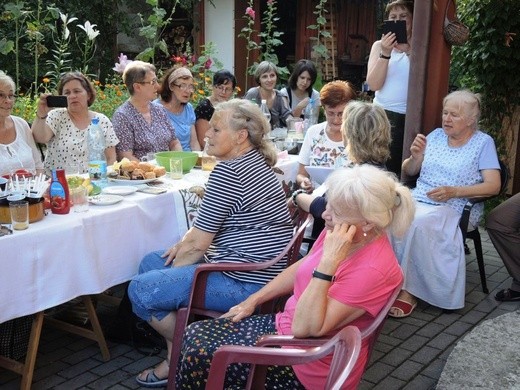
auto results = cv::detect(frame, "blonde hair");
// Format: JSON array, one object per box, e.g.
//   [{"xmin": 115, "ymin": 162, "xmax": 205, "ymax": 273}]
[
  {"xmin": 325, "ymin": 165, "xmax": 415, "ymax": 237},
  {"xmin": 0, "ymin": 71, "xmax": 16, "ymax": 91},
  {"xmin": 213, "ymin": 99, "xmax": 277, "ymax": 166},
  {"xmin": 342, "ymin": 101, "xmax": 391, "ymax": 165},
  {"xmin": 443, "ymin": 90, "xmax": 481, "ymax": 130}
]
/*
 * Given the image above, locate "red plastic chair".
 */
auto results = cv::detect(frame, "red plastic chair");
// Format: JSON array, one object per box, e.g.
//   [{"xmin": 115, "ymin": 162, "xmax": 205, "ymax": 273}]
[
  {"xmin": 205, "ymin": 326, "xmax": 362, "ymax": 390},
  {"xmin": 166, "ymin": 211, "xmax": 312, "ymax": 390}
]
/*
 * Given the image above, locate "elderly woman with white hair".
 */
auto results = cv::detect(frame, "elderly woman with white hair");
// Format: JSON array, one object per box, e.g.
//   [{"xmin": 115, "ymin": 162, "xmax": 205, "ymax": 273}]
[
  {"xmin": 129, "ymin": 99, "xmax": 293, "ymax": 387},
  {"xmin": 243, "ymin": 60, "xmax": 292, "ymax": 129},
  {"xmin": 112, "ymin": 61, "xmax": 182, "ymax": 161},
  {"xmin": 390, "ymin": 90, "xmax": 501, "ymax": 317},
  {"xmin": 0, "ymin": 71, "xmax": 44, "ymax": 176},
  {"xmin": 173, "ymin": 165, "xmax": 415, "ymax": 389},
  {"xmin": 155, "ymin": 66, "xmax": 201, "ymax": 151}
]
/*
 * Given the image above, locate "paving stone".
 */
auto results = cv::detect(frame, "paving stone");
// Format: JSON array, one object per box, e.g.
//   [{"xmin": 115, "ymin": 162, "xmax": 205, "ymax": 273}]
[
  {"xmin": 380, "ymin": 347, "xmax": 414, "ymax": 367},
  {"xmin": 402, "ymin": 374, "xmax": 437, "ymax": 390},
  {"xmin": 390, "ymin": 359, "xmax": 423, "ymax": 381},
  {"xmin": 52, "ymin": 372, "xmax": 99, "ymax": 390},
  {"xmin": 399, "ymin": 334, "xmax": 430, "ymax": 353},
  {"xmin": 372, "ymin": 376, "xmax": 406, "ymax": 390},
  {"xmin": 410, "ymin": 345, "xmax": 442, "ymax": 365},
  {"xmin": 433, "ymin": 312, "xmax": 461, "ymax": 326},
  {"xmin": 363, "ymin": 361, "xmax": 395, "ymax": 383},
  {"xmin": 389, "ymin": 323, "xmax": 420, "ymax": 340},
  {"xmin": 427, "ymin": 333, "xmax": 458, "ymax": 350},
  {"xmin": 421, "ymin": 358, "xmax": 447, "ymax": 380}
]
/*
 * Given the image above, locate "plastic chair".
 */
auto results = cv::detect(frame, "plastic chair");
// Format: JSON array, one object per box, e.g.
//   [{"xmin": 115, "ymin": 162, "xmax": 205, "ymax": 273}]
[
  {"xmin": 459, "ymin": 160, "xmax": 509, "ymax": 293},
  {"xmin": 205, "ymin": 326, "xmax": 362, "ymax": 390},
  {"xmin": 205, "ymin": 278, "xmax": 403, "ymax": 389},
  {"xmin": 166, "ymin": 211, "xmax": 312, "ymax": 390}
]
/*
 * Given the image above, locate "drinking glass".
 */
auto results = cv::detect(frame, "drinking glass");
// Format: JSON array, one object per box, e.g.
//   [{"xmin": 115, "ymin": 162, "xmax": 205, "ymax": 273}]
[
  {"xmin": 170, "ymin": 157, "xmax": 183, "ymax": 179},
  {"xmin": 9, "ymin": 200, "xmax": 29, "ymax": 230},
  {"xmin": 202, "ymin": 155, "xmax": 217, "ymax": 171},
  {"xmin": 70, "ymin": 186, "xmax": 89, "ymax": 213}
]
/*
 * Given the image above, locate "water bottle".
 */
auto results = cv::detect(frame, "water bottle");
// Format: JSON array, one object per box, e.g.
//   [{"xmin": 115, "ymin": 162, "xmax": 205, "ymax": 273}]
[
  {"xmin": 303, "ymin": 98, "xmax": 317, "ymax": 135},
  {"xmin": 87, "ymin": 117, "xmax": 107, "ymax": 186},
  {"xmin": 260, "ymin": 99, "xmax": 271, "ymax": 126}
]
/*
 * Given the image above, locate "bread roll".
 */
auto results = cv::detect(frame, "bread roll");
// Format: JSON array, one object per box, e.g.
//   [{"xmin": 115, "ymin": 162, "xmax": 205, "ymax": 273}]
[
  {"xmin": 153, "ymin": 166, "xmax": 166, "ymax": 177},
  {"xmin": 144, "ymin": 171, "xmax": 156, "ymax": 179},
  {"xmin": 138, "ymin": 162, "xmax": 154, "ymax": 172}
]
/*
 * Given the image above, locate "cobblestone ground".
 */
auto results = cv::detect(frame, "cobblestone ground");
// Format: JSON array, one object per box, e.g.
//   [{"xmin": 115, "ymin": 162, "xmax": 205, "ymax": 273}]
[{"xmin": 1, "ymin": 230, "xmax": 518, "ymax": 390}]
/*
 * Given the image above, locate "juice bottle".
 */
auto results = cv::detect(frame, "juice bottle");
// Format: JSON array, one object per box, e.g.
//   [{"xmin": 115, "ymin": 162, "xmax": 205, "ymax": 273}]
[{"xmin": 49, "ymin": 169, "xmax": 70, "ymax": 214}]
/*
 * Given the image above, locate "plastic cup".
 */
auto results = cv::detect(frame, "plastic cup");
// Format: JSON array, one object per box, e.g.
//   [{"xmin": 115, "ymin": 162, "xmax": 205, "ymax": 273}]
[
  {"xmin": 170, "ymin": 157, "xmax": 183, "ymax": 179},
  {"xmin": 70, "ymin": 186, "xmax": 89, "ymax": 213},
  {"xmin": 202, "ymin": 155, "xmax": 217, "ymax": 172},
  {"xmin": 9, "ymin": 200, "xmax": 29, "ymax": 230}
]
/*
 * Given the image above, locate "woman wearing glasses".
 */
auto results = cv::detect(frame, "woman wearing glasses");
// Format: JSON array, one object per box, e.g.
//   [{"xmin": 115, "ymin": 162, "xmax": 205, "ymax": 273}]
[
  {"xmin": 0, "ymin": 71, "xmax": 44, "ymax": 176},
  {"xmin": 113, "ymin": 61, "xmax": 182, "ymax": 161},
  {"xmin": 194, "ymin": 70, "xmax": 236, "ymax": 147},
  {"xmin": 155, "ymin": 66, "xmax": 201, "ymax": 152},
  {"xmin": 32, "ymin": 71, "xmax": 119, "ymax": 173}
]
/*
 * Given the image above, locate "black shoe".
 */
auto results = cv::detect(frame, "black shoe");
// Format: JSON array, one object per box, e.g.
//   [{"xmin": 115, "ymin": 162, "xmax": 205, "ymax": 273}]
[{"xmin": 495, "ymin": 288, "xmax": 520, "ymax": 302}]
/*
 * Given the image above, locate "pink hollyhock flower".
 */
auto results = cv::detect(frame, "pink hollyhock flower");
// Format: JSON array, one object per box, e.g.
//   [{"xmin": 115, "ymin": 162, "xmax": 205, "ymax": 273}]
[
  {"xmin": 113, "ymin": 53, "xmax": 132, "ymax": 74},
  {"xmin": 204, "ymin": 58, "xmax": 212, "ymax": 69},
  {"xmin": 267, "ymin": 0, "xmax": 274, "ymax": 4},
  {"xmin": 245, "ymin": 7, "xmax": 255, "ymax": 19}
]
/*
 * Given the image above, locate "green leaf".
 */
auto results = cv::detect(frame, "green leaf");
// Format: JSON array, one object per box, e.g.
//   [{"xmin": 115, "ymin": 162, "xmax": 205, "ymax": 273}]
[{"xmin": 0, "ymin": 38, "xmax": 15, "ymax": 55}]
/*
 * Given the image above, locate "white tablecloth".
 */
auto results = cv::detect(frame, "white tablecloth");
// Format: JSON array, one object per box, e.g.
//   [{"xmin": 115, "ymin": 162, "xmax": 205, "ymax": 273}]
[{"xmin": 0, "ymin": 190, "xmax": 181, "ymax": 323}]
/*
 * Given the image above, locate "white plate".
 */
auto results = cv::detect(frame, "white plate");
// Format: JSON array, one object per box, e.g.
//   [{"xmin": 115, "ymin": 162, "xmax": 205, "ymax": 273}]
[
  {"xmin": 88, "ymin": 194, "xmax": 124, "ymax": 206},
  {"xmin": 304, "ymin": 166, "xmax": 335, "ymax": 185},
  {"xmin": 108, "ymin": 177, "xmax": 161, "ymax": 185},
  {"xmin": 102, "ymin": 186, "xmax": 138, "ymax": 196}
]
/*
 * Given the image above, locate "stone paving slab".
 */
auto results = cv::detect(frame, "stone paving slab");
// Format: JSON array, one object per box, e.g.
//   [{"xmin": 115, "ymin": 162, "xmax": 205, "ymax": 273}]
[{"xmin": 1, "ymin": 230, "xmax": 519, "ymax": 389}]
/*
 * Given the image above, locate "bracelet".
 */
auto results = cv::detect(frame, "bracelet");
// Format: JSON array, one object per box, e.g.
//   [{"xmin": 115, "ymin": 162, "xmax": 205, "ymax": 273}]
[
  {"xmin": 312, "ymin": 269, "xmax": 336, "ymax": 282},
  {"xmin": 291, "ymin": 189, "xmax": 307, "ymax": 207},
  {"xmin": 379, "ymin": 53, "xmax": 391, "ymax": 60}
]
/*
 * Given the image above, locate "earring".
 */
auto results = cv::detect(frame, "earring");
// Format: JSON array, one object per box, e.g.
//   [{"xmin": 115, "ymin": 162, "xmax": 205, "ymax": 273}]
[{"xmin": 363, "ymin": 232, "xmax": 367, "ymax": 237}]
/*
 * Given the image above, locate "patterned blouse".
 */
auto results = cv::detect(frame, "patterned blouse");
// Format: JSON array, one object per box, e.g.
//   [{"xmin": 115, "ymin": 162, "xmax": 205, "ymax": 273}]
[
  {"xmin": 44, "ymin": 109, "xmax": 118, "ymax": 174},
  {"xmin": 297, "ymin": 122, "xmax": 349, "ymax": 168},
  {"xmin": 112, "ymin": 100, "xmax": 177, "ymax": 160}
]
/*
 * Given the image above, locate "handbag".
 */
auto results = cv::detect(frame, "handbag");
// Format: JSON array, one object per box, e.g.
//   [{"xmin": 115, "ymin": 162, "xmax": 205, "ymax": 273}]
[
  {"xmin": 443, "ymin": 0, "xmax": 470, "ymax": 46},
  {"xmin": 0, "ymin": 315, "xmax": 33, "ymax": 360}
]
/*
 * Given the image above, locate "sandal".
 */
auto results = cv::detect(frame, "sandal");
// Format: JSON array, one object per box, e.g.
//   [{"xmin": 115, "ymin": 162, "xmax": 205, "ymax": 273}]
[
  {"xmin": 388, "ymin": 298, "xmax": 417, "ymax": 318},
  {"xmin": 136, "ymin": 362, "xmax": 169, "ymax": 388},
  {"xmin": 495, "ymin": 288, "xmax": 520, "ymax": 302}
]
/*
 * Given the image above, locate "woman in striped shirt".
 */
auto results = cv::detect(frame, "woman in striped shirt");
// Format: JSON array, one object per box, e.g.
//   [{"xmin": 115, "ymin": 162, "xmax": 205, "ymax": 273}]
[{"xmin": 129, "ymin": 99, "xmax": 293, "ymax": 387}]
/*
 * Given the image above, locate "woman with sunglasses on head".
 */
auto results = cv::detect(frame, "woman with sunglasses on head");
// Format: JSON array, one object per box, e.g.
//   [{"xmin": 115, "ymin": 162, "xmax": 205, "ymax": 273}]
[
  {"xmin": 155, "ymin": 66, "xmax": 201, "ymax": 152},
  {"xmin": 32, "ymin": 71, "xmax": 118, "ymax": 174},
  {"xmin": 244, "ymin": 61, "xmax": 292, "ymax": 129},
  {"xmin": 112, "ymin": 61, "xmax": 182, "ymax": 162},
  {"xmin": 194, "ymin": 70, "xmax": 236, "ymax": 147},
  {"xmin": 0, "ymin": 71, "xmax": 43, "ymax": 177}
]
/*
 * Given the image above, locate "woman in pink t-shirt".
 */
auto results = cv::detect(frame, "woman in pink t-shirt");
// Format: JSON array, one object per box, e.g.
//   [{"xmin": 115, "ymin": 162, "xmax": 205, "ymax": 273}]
[{"xmin": 175, "ymin": 165, "xmax": 415, "ymax": 390}]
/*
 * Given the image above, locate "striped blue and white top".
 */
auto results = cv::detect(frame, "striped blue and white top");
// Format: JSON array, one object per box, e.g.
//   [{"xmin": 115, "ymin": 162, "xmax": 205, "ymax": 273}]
[{"xmin": 194, "ymin": 149, "xmax": 293, "ymax": 285}]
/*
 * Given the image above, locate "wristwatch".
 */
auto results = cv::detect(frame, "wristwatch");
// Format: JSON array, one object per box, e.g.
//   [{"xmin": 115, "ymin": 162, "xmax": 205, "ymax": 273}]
[
  {"xmin": 312, "ymin": 268, "xmax": 336, "ymax": 282},
  {"xmin": 379, "ymin": 52, "xmax": 391, "ymax": 60}
]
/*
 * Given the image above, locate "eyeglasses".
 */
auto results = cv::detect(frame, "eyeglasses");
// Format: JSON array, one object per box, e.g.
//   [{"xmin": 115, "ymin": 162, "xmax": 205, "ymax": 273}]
[
  {"xmin": 173, "ymin": 83, "xmax": 195, "ymax": 92},
  {"xmin": 137, "ymin": 78, "xmax": 158, "ymax": 85},
  {"xmin": 325, "ymin": 110, "xmax": 343, "ymax": 119},
  {"xmin": 215, "ymin": 85, "xmax": 233, "ymax": 94},
  {"xmin": 0, "ymin": 93, "xmax": 17, "ymax": 101}
]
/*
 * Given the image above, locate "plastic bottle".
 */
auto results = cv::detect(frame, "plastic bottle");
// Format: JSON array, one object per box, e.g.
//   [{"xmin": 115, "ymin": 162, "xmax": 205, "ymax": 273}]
[
  {"xmin": 303, "ymin": 98, "xmax": 317, "ymax": 135},
  {"xmin": 260, "ymin": 99, "xmax": 271, "ymax": 126},
  {"xmin": 49, "ymin": 169, "xmax": 70, "ymax": 214},
  {"xmin": 87, "ymin": 117, "xmax": 107, "ymax": 186}
]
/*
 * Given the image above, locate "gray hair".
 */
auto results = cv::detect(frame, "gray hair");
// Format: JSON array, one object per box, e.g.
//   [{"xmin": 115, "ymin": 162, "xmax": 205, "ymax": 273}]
[
  {"xmin": 0, "ymin": 71, "xmax": 16, "ymax": 91},
  {"xmin": 213, "ymin": 99, "xmax": 277, "ymax": 166},
  {"xmin": 443, "ymin": 90, "xmax": 481, "ymax": 130},
  {"xmin": 122, "ymin": 61, "xmax": 156, "ymax": 95},
  {"xmin": 325, "ymin": 165, "xmax": 415, "ymax": 237},
  {"xmin": 342, "ymin": 101, "xmax": 391, "ymax": 165},
  {"xmin": 254, "ymin": 61, "xmax": 279, "ymax": 85}
]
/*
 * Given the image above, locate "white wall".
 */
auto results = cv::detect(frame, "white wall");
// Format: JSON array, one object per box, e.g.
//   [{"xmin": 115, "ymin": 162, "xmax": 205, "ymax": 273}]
[{"xmin": 204, "ymin": 0, "xmax": 235, "ymax": 73}]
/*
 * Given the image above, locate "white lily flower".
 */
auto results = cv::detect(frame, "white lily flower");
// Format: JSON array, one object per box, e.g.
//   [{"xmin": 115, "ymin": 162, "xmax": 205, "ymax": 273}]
[{"xmin": 78, "ymin": 21, "xmax": 101, "ymax": 41}]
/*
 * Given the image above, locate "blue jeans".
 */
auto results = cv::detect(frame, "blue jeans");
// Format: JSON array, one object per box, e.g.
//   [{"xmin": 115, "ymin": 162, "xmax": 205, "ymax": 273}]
[{"xmin": 128, "ymin": 250, "xmax": 263, "ymax": 321}]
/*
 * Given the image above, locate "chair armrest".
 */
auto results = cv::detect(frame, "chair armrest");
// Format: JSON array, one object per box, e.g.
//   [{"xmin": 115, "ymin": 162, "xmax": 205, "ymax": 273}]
[
  {"xmin": 256, "ymin": 334, "xmax": 329, "ymax": 347},
  {"xmin": 459, "ymin": 201, "xmax": 475, "ymax": 241}
]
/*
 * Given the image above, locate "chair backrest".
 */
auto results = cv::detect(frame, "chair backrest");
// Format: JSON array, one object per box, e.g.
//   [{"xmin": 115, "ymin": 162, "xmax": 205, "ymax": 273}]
[
  {"xmin": 205, "ymin": 326, "xmax": 362, "ymax": 390},
  {"xmin": 459, "ymin": 159, "xmax": 510, "ymax": 238}
]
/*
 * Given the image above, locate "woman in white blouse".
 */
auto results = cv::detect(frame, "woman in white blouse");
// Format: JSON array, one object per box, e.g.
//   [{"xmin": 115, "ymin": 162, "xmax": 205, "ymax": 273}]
[{"xmin": 0, "ymin": 71, "xmax": 43, "ymax": 177}]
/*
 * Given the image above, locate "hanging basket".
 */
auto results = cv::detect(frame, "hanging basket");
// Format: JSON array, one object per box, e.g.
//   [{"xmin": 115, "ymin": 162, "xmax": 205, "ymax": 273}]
[{"xmin": 443, "ymin": 0, "xmax": 470, "ymax": 46}]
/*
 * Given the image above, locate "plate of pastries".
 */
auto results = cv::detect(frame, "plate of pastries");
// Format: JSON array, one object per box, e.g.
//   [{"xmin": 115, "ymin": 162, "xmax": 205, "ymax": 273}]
[{"xmin": 108, "ymin": 158, "xmax": 167, "ymax": 184}]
